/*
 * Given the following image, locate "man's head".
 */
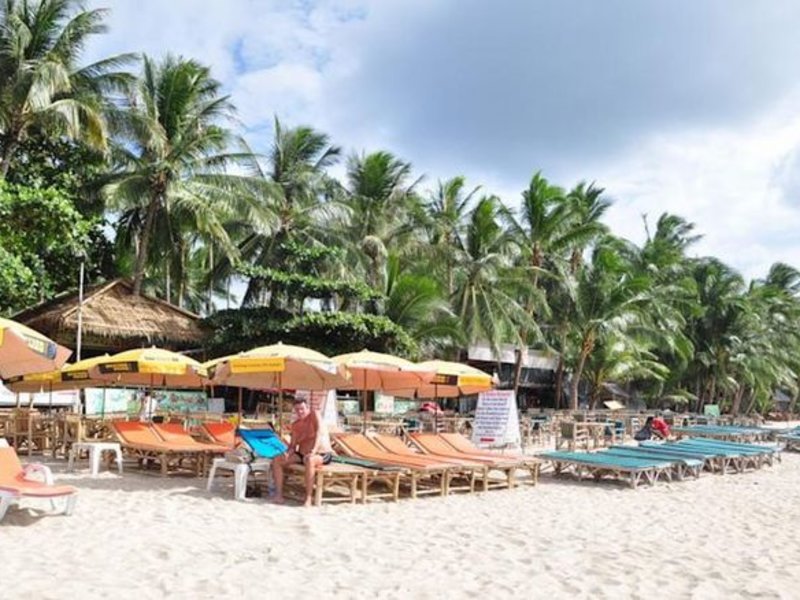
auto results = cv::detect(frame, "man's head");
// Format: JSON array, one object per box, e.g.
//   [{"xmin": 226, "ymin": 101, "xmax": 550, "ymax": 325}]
[{"xmin": 293, "ymin": 398, "xmax": 310, "ymax": 420}]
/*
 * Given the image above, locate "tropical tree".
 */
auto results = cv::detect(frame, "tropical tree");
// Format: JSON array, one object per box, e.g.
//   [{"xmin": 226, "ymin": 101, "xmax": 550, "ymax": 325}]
[
  {"xmin": 451, "ymin": 195, "xmax": 535, "ymax": 359},
  {"xmin": 341, "ymin": 151, "xmax": 423, "ymax": 294},
  {"xmin": 423, "ymin": 176, "xmax": 480, "ymax": 296},
  {"xmin": 234, "ymin": 118, "xmax": 341, "ymax": 306},
  {"xmin": 0, "ymin": 0, "xmax": 133, "ymax": 177},
  {"xmin": 105, "ymin": 54, "xmax": 249, "ymax": 295},
  {"xmin": 566, "ymin": 237, "xmax": 651, "ymax": 410}
]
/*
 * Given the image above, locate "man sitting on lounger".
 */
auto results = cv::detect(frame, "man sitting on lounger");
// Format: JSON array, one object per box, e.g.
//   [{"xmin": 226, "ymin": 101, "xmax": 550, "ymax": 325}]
[{"xmin": 271, "ymin": 398, "xmax": 333, "ymax": 506}]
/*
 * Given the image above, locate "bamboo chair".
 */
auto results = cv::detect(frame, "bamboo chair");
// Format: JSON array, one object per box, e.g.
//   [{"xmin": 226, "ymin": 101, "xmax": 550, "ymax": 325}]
[
  {"xmin": 409, "ymin": 433, "xmax": 532, "ymax": 488},
  {"xmin": 333, "ymin": 433, "xmax": 454, "ymax": 498},
  {"xmin": 369, "ymin": 433, "xmax": 486, "ymax": 493},
  {"xmin": 111, "ymin": 421, "xmax": 206, "ymax": 476}
]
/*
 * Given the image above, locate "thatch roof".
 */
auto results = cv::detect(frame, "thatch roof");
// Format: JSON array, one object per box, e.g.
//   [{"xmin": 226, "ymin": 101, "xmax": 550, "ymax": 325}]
[{"xmin": 13, "ymin": 279, "xmax": 205, "ymax": 352}]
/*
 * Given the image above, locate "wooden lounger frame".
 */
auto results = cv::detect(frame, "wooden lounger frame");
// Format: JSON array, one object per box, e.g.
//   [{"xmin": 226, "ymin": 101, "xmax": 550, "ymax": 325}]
[
  {"xmin": 545, "ymin": 454, "xmax": 673, "ymax": 489},
  {"xmin": 333, "ymin": 434, "xmax": 454, "ymax": 499},
  {"xmin": 283, "ymin": 463, "xmax": 402, "ymax": 506}
]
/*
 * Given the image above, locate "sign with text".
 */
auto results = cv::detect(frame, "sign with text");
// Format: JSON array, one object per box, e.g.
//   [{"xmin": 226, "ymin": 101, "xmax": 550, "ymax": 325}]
[
  {"xmin": 472, "ymin": 390, "xmax": 520, "ymax": 448},
  {"xmin": 374, "ymin": 392, "xmax": 395, "ymax": 415}
]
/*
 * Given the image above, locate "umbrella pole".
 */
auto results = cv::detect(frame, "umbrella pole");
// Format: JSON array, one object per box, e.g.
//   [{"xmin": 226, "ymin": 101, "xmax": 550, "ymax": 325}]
[
  {"xmin": 434, "ymin": 383, "xmax": 439, "ymax": 432},
  {"xmin": 237, "ymin": 387, "xmax": 243, "ymax": 425},
  {"xmin": 278, "ymin": 373, "xmax": 284, "ymax": 436},
  {"xmin": 101, "ymin": 387, "xmax": 106, "ymax": 421},
  {"xmin": 362, "ymin": 370, "xmax": 367, "ymax": 433}
]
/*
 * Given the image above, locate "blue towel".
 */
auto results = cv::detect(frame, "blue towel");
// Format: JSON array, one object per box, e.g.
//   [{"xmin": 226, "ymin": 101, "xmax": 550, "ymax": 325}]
[{"xmin": 238, "ymin": 428, "xmax": 288, "ymax": 459}]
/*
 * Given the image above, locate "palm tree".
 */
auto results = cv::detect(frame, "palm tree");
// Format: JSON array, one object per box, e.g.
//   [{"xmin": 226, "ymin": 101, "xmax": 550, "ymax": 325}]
[
  {"xmin": 567, "ymin": 238, "xmax": 651, "ymax": 410},
  {"xmin": 451, "ymin": 195, "xmax": 535, "ymax": 359},
  {"xmin": 565, "ymin": 181, "xmax": 610, "ymax": 272},
  {"xmin": 342, "ymin": 151, "xmax": 423, "ymax": 294},
  {"xmin": 232, "ymin": 118, "xmax": 341, "ymax": 306},
  {"xmin": 0, "ymin": 0, "xmax": 133, "ymax": 177},
  {"xmin": 425, "ymin": 176, "xmax": 480, "ymax": 296},
  {"xmin": 105, "ymin": 54, "xmax": 248, "ymax": 295}
]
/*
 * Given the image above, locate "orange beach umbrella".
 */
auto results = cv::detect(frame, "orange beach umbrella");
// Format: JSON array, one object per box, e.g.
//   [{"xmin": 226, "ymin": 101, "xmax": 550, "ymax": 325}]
[{"xmin": 0, "ymin": 318, "xmax": 71, "ymax": 380}]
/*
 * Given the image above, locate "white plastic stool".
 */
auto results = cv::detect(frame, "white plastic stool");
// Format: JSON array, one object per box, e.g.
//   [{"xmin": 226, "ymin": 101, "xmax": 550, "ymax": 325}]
[
  {"xmin": 207, "ymin": 457, "xmax": 270, "ymax": 500},
  {"xmin": 68, "ymin": 442, "xmax": 123, "ymax": 477}
]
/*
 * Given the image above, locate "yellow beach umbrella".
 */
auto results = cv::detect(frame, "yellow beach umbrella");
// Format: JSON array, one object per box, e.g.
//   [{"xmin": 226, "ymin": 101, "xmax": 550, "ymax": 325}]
[
  {"xmin": 0, "ymin": 317, "xmax": 71, "ymax": 379},
  {"xmin": 333, "ymin": 350, "xmax": 436, "ymax": 431},
  {"xmin": 386, "ymin": 360, "xmax": 493, "ymax": 398},
  {"xmin": 206, "ymin": 342, "xmax": 351, "ymax": 426},
  {"xmin": 89, "ymin": 347, "xmax": 208, "ymax": 389}
]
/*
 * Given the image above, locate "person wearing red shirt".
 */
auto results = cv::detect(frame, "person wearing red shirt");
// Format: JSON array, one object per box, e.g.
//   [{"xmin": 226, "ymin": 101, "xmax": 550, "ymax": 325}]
[{"xmin": 651, "ymin": 416, "xmax": 671, "ymax": 439}]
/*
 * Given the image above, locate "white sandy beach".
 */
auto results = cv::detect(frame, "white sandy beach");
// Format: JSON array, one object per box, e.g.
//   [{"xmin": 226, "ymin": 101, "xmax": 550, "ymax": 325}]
[{"xmin": 2, "ymin": 449, "xmax": 800, "ymax": 600}]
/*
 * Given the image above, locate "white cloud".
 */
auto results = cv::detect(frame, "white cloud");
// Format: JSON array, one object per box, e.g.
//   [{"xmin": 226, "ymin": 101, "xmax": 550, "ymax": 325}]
[
  {"xmin": 82, "ymin": 1, "xmax": 800, "ymax": 281},
  {"xmin": 595, "ymin": 93, "xmax": 800, "ymax": 279}
]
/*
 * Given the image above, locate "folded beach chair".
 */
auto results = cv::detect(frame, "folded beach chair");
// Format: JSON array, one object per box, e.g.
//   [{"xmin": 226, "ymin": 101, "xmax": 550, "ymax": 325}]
[
  {"xmin": 111, "ymin": 421, "xmax": 206, "ymax": 476},
  {"xmin": 0, "ymin": 446, "xmax": 77, "ymax": 522},
  {"xmin": 334, "ymin": 433, "xmax": 456, "ymax": 498},
  {"xmin": 542, "ymin": 450, "xmax": 675, "ymax": 488}
]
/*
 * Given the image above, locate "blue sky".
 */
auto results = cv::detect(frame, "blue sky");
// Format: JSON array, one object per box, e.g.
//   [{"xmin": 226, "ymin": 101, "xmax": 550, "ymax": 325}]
[{"xmin": 86, "ymin": 0, "xmax": 800, "ymax": 280}]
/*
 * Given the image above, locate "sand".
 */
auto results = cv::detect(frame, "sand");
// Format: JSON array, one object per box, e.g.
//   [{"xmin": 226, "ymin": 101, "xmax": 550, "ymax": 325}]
[{"xmin": 2, "ymin": 450, "xmax": 800, "ymax": 599}]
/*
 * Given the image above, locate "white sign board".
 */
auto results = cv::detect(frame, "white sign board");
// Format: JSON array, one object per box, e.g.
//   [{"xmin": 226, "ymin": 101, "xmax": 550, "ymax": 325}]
[
  {"xmin": 374, "ymin": 392, "xmax": 395, "ymax": 415},
  {"xmin": 472, "ymin": 390, "xmax": 520, "ymax": 448}
]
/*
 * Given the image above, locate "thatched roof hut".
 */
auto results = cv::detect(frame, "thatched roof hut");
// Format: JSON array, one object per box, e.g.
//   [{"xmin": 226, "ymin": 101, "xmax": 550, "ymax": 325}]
[{"xmin": 13, "ymin": 279, "xmax": 205, "ymax": 353}]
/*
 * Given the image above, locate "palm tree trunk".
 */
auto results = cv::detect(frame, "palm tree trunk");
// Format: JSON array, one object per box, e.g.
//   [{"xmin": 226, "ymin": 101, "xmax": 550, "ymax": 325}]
[
  {"xmin": 790, "ymin": 383, "xmax": 800, "ymax": 416},
  {"xmin": 554, "ymin": 355, "xmax": 564, "ymax": 409},
  {"xmin": 132, "ymin": 197, "xmax": 160, "ymax": 295},
  {"xmin": 731, "ymin": 385, "xmax": 745, "ymax": 416},
  {"xmin": 570, "ymin": 333, "xmax": 594, "ymax": 410},
  {"xmin": 0, "ymin": 128, "xmax": 21, "ymax": 179}
]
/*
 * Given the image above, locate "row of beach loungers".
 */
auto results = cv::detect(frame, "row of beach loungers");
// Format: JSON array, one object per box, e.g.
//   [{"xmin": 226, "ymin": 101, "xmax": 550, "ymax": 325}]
[
  {"xmin": 672, "ymin": 424, "xmax": 780, "ymax": 442},
  {"xmin": 542, "ymin": 438, "xmax": 782, "ymax": 488},
  {"xmin": 108, "ymin": 421, "xmax": 542, "ymax": 504}
]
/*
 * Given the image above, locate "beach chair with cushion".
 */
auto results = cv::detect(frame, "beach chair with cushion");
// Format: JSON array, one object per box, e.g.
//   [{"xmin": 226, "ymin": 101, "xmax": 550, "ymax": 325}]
[
  {"xmin": 409, "ymin": 432, "xmax": 532, "ymax": 489},
  {"xmin": 237, "ymin": 429, "xmax": 394, "ymax": 505},
  {"xmin": 438, "ymin": 433, "xmax": 541, "ymax": 481},
  {"xmin": 542, "ymin": 450, "xmax": 675, "ymax": 488},
  {"xmin": 333, "ymin": 433, "xmax": 457, "ymax": 498},
  {"xmin": 677, "ymin": 438, "xmax": 779, "ymax": 467},
  {"xmin": 200, "ymin": 422, "xmax": 238, "ymax": 448},
  {"xmin": 604, "ymin": 446, "xmax": 702, "ymax": 480},
  {"xmin": 639, "ymin": 440, "xmax": 742, "ymax": 473},
  {"xmin": 369, "ymin": 433, "xmax": 487, "ymax": 493},
  {"xmin": 0, "ymin": 446, "xmax": 77, "ymax": 522},
  {"xmin": 111, "ymin": 421, "xmax": 206, "ymax": 476}
]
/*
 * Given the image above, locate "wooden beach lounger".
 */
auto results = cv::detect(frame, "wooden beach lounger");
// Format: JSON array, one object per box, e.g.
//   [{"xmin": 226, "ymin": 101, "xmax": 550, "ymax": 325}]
[
  {"xmin": 409, "ymin": 433, "xmax": 536, "ymax": 489},
  {"xmin": 370, "ymin": 433, "xmax": 488, "ymax": 493},
  {"xmin": 0, "ymin": 446, "xmax": 77, "ymax": 521},
  {"xmin": 778, "ymin": 433, "xmax": 800, "ymax": 451},
  {"xmin": 612, "ymin": 444, "xmax": 724, "ymax": 474},
  {"xmin": 199, "ymin": 422, "xmax": 238, "ymax": 448},
  {"xmin": 111, "ymin": 422, "xmax": 206, "ymax": 476},
  {"xmin": 604, "ymin": 447, "xmax": 702, "ymax": 480},
  {"xmin": 542, "ymin": 450, "xmax": 675, "ymax": 488},
  {"xmin": 640, "ymin": 441, "xmax": 760, "ymax": 473},
  {"xmin": 678, "ymin": 438, "xmax": 780, "ymax": 467},
  {"xmin": 333, "ymin": 433, "xmax": 457, "ymax": 498}
]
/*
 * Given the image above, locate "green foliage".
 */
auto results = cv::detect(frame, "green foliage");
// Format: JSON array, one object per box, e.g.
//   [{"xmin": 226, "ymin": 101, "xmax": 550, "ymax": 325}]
[
  {"xmin": 237, "ymin": 263, "xmax": 384, "ymax": 304},
  {"xmin": 203, "ymin": 308, "xmax": 418, "ymax": 359},
  {"xmin": 0, "ymin": 180, "xmax": 97, "ymax": 313}
]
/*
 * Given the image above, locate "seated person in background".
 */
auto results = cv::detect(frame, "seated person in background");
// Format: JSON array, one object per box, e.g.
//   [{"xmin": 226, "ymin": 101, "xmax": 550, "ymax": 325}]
[
  {"xmin": 633, "ymin": 417, "xmax": 654, "ymax": 442},
  {"xmin": 651, "ymin": 415, "xmax": 671, "ymax": 439},
  {"xmin": 271, "ymin": 398, "xmax": 333, "ymax": 507}
]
